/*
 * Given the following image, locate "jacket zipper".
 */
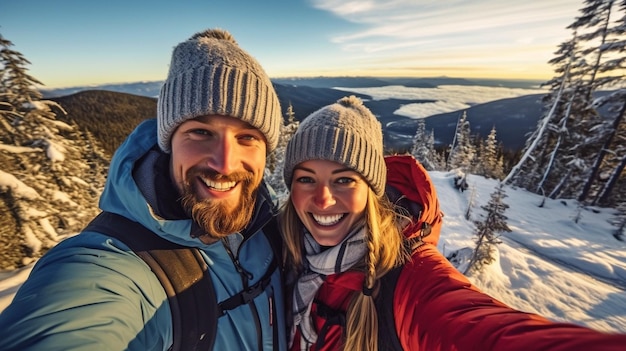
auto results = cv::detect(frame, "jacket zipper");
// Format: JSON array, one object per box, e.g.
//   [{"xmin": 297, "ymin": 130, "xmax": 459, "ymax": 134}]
[
  {"xmin": 222, "ymin": 188, "xmax": 276, "ymax": 350},
  {"xmin": 222, "ymin": 238, "xmax": 264, "ymax": 350}
]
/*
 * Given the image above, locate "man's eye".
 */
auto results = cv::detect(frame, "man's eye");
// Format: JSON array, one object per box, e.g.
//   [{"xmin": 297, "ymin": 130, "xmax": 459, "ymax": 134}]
[
  {"xmin": 190, "ymin": 129, "xmax": 211, "ymax": 136},
  {"xmin": 239, "ymin": 134, "xmax": 260, "ymax": 141}
]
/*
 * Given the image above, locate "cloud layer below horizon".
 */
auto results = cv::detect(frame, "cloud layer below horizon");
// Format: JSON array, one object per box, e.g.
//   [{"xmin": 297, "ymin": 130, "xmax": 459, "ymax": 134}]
[{"xmin": 335, "ymin": 84, "xmax": 546, "ymax": 119}]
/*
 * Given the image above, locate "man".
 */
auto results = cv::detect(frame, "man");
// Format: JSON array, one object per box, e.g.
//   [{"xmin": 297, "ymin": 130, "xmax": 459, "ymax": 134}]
[{"xmin": 0, "ymin": 29, "xmax": 287, "ymax": 350}]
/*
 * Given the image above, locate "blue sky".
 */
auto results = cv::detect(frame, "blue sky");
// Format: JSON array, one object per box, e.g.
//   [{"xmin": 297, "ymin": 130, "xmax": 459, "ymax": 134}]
[{"xmin": 1, "ymin": 0, "xmax": 581, "ymax": 88}]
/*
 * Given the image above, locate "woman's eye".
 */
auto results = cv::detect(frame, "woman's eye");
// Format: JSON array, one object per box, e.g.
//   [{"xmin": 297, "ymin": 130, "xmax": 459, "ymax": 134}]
[
  {"xmin": 295, "ymin": 176, "xmax": 314, "ymax": 184},
  {"xmin": 336, "ymin": 177, "xmax": 356, "ymax": 185}
]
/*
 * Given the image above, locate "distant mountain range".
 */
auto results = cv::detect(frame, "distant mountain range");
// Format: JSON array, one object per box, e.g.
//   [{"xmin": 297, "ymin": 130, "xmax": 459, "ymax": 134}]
[
  {"xmin": 42, "ymin": 76, "xmax": 550, "ymax": 152},
  {"xmin": 271, "ymin": 76, "xmax": 545, "ymax": 89}
]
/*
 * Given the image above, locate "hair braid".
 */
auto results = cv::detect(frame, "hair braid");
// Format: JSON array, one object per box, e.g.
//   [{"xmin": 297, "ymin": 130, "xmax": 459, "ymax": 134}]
[{"xmin": 344, "ymin": 190, "xmax": 409, "ymax": 351}]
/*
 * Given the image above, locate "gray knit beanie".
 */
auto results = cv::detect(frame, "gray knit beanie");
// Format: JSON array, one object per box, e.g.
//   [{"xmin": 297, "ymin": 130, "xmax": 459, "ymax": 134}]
[
  {"xmin": 157, "ymin": 28, "xmax": 282, "ymax": 153},
  {"xmin": 284, "ymin": 96, "xmax": 386, "ymax": 196}
]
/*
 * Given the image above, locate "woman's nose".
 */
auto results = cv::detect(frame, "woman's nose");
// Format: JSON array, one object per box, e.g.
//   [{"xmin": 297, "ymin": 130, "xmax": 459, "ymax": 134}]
[{"xmin": 314, "ymin": 184, "xmax": 336, "ymax": 209}]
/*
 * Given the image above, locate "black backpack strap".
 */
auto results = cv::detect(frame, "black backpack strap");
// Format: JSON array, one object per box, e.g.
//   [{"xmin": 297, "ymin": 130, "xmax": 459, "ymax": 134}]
[
  {"xmin": 84, "ymin": 212, "xmax": 217, "ymax": 351},
  {"xmin": 313, "ymin": 299, "xmax": 347, "ymax": 349},
  {"xmin": 375, "ymin": 265, "xmax": 404, "ymax": 351},
  {"xmin": 304, "ymin": 266, "xmax": 405, "ymax": 351},
  {"xmin": 261, "ymin": 217, "xmax": 282, "ymax": 351},
  {"xmin": 217, "ymin": 217, "xmax": 281, "ymax": 312},
  {"xmin": 217, "ymin": 259, "xmax": 277, "ymax": 314}
]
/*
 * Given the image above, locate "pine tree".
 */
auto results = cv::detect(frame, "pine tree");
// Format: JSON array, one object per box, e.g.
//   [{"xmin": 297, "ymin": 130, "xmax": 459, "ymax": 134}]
[
  {"xmin": 266, "ymin": 103, "xmax": 298, "ymax": 199},
  {"xmin": 447, "ymin": 111, "xmax": 475, "ymax": 172},
  {"xmin": 410, "ymin": 119, "xmax": 440, "ymax": 170},
  {"xmin": 1, "ymin": 34, "xmax": 40, "ymax": 145},
  {"xmin": 464, "ymin": 183, "xmax": 510, "ymax": 275},
  {"xmin": 570, "ymin": 0, "xmax": 626, "ymax": 203},
  {"xmin": 0, "ymin": 33, "xmax": 71, "ymax": 152},
  {"xmin": 0, "ymin": 33, "xmax": 106, "ymax": 268},
  {"xmin": 505, "ymin": 0, "xmax": 626, "ymax": 202},
  {"xmin": 0, "ymin": 34, "xmax": 43, "ymax": 114},
  {"xmin": 569, "ymin": 0, "xmax": 624, "ymax": 98},
  {"xmin": 588, "ymin": 89, "xmax": 626, "ymax": 205},
  {"xmin": 427, "ymin": 130, "xmax": 445, "ymax": 171},
  {"xmin": 478, "ymin": 126, "xmax": 504, "ymax": 179},
  {"xmin": 504, "ymin": 32, "xmax": 586, "ymax": 196},
  {"xmin": 447, "ymin": 112, "xmax": 462, "ymax": 170}
]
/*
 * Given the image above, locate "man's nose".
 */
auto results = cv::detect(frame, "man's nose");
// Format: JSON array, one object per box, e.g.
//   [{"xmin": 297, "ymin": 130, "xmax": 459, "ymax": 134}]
[{"xmin": 208, "ymin": 137, "xmax": 238, "ymax": 175}]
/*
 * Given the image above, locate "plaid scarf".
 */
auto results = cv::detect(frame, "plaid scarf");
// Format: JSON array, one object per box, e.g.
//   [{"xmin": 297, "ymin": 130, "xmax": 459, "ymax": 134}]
[{"xmin": 291, "ymin": 226, "xmax": 367, "ymax": 350}]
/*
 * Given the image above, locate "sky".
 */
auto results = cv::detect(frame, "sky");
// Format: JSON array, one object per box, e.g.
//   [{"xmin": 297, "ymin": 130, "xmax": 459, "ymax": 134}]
[
  {"xmin": 0, "ymin": 0, "xmax": 583, "ymax": 88},
  {"xmin": 1, "ymin": 165, "xmax": 625, "ymax": 333}
]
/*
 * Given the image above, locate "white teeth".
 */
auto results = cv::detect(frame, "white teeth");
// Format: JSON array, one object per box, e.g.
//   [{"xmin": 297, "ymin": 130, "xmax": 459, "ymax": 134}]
[
  {"xmin": 202, "ymin": 178, "xmax": 236, "ymax": 191},
  {"xmin": 312, "ymin": 214, "xmax": 343, "ymax": 226}
]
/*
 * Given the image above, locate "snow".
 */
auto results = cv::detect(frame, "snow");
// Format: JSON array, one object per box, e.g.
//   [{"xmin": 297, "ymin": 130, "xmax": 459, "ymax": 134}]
[
  {"xmin": 46, "ymin": 141, "xmax": 66, "ymax": 162},
  {"xmin": 0, "ymin": 144, "xmax": 40, "ymax": 154},
  {"xmin": 52, "ymin": 190, "xmax": 78, "ymax": 206},
  {"xmin": 435, "ymin": 171, "xmax": 626, "ymax": 333},
  {"xmin": 0, "ymin": 170, "xmax": 41, "ymax": 200},
  {"xmin": 0, "ymin": 168, "xmax": 624, "ymax": 333}
]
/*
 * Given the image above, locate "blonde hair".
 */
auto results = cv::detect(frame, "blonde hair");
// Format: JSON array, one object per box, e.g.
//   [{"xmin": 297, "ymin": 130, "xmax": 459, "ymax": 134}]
[{"xmin": 280, "ymin": 188, "xmax": 410, "ymax": 351}]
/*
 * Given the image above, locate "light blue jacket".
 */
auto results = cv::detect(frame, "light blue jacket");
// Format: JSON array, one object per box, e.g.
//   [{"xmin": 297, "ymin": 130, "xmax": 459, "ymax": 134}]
[{"xmin": 0, "ymin": 119, "xmax": 287, "ymax": 351}]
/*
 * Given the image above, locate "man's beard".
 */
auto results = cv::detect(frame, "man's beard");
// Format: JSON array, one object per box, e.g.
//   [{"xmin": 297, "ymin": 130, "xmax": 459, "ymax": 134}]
[{"xmin": 180, "ymin": 168, "xmax": 257, "ymax": 241}]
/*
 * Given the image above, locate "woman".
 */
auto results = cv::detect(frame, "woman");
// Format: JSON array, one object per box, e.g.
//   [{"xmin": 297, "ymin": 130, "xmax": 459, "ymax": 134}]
[{"xmin": 279, "ymin": 96, "xmax": 626, "ymax": 351}]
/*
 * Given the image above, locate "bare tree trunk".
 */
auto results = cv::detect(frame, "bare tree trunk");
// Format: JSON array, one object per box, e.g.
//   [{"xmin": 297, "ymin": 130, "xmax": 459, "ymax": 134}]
[
  {"xmin": 537, "ymin": 93, "xmax": 576, "ymax": 193},
  {"xmin": 596, "ymin": 154, "xmax": 626, "ymax": 205},
  {"xmin": 503, "ymin": 65, "xmax": 570, "ymax": 185},
  {"xmin": 579, "ymin": 98, "xmax": 626, "ymax": 202},
  {"xmin": 549, "ymin": 169, "xmax": 572, "ymax": 199}
]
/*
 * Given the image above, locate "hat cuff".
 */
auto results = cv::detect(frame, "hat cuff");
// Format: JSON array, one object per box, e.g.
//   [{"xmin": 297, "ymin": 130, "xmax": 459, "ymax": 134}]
[{"xmin": 284, "ymin": 126, "xmax": 386, "ymax": 195}]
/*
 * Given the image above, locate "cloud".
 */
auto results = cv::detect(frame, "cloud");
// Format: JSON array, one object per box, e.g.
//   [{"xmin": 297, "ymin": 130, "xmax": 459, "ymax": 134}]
[
  {"xmin": 308, "ymin": 0, "xmax": 579, "ymax": 78},
  {"xmin": 335, "ymin": 85, "xmax": 547, "ymax": 118}
]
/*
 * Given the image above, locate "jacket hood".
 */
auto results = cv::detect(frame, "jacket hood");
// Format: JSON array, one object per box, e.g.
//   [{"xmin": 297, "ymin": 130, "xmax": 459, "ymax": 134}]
[{"xmin": 384, "ymin": 155, "xmax": 442, "ymax": 246}]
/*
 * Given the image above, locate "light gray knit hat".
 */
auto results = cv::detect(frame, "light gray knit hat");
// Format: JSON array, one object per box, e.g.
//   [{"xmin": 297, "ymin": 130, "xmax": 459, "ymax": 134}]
[
  {"xmin": 157, "ymin": 28, "xmax": 282, "ymax": 153},
  {"xmin": 284, "ymin": 96, "xmax": 386, "ymax": 196}
]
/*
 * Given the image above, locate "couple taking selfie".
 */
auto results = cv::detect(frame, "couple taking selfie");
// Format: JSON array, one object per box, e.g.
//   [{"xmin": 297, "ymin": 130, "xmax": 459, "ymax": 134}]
[{"xmin": 0, "ymin": 28, "xmax": 624, "ymax": 351}]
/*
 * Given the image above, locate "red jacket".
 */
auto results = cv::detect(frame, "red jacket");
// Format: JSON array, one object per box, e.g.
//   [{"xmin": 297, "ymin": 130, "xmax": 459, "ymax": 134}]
[
  {"xmin": 290, "ymin": 245, "xmax": 626, "ymax": 350},
  {"xmin": 289, "ymin": 155, "xmax": 626, "ymax": 350}
]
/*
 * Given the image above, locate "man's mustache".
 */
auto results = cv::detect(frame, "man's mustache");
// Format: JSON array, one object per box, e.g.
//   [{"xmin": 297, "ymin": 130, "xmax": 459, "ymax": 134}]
[{"xmin": 186, "ymin": 167, "xmax": 253, "ymax": 185}]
